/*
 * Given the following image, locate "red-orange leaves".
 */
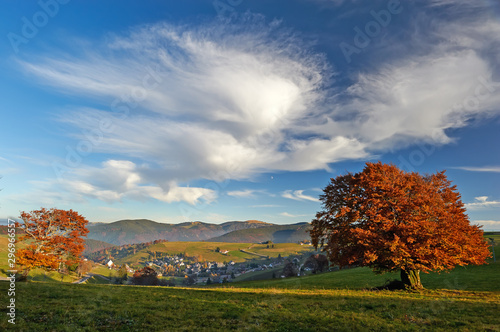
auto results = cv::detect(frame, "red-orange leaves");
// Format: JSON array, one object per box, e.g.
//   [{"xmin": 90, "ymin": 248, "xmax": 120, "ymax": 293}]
[
  {"xmin": 15, "ymin": 208, "xmax": 89, "ymax": 271},
  {"xmin": 310, "ymin": 162, "xmax": 491, "ymax": 287}
]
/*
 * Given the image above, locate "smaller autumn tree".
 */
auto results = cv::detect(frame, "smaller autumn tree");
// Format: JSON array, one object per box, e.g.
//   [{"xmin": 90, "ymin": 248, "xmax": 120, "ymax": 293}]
[
  {"xmin": 310, "ymin": 162, "xmax": 491, "ymax": 289},
  {"xmin": 304, "ymin": 254, "xmax": 329, "ymax": 274},
  {"xmin": 76, "ymin": 259, "xmax": 93, "ymax": 278},
  {"xmin": 182, "ymin": 274, "xmax": 197, "ymax": 286},
  {"xmin": 282, "ymin": 260, "xmax": 299, "ymax": 278},
  {"xmin": 132, "ymin": 266, "xmax": 159, "ymax": 285},
  {"xmin": 15, "ymin": 208, "xmax": 89, "ymax": 277}
]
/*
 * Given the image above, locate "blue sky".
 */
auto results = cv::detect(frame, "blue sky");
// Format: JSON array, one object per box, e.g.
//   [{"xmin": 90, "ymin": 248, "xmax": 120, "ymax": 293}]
[{"xmin": 0, "ymin": 0, "xmax": 499, "ymax": 229}]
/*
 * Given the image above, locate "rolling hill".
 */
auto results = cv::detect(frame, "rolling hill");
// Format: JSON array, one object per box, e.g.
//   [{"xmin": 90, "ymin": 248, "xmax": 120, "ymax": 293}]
[
  {"xmin": 208, "ymin": 223, "xmax": 312, "ymax": 243},
  {"xmin": 86, "ymin": 219, "xmax": 277, "ymax": 245},
  {"xmin": 83, "ymin": 239, "xmax": 116, "ymax": 254}
]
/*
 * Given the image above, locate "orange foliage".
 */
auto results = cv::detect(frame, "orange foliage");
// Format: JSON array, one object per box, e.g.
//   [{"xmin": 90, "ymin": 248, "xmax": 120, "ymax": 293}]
[
  {"xmin": 15, "ymin": 208, "xmax": 89, "ymax": 271},
  {"xmin": 311, "ymin": 162, "xmax": 491, "ymax": 277}
]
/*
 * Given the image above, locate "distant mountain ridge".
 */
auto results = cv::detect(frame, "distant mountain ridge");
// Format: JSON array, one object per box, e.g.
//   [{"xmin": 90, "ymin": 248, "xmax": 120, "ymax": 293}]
[{"xmin": 86, "ymin": 219, "xmax": 283, "ymax": 245}]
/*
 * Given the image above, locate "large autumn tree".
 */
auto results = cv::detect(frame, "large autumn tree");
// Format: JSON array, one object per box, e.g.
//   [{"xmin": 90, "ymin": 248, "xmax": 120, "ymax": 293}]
[
  {"xmin": 15, "ymin": 208, "xmax": 89, "ymax": 277},
  {"xmin": 310, "ymin": 162, "xmax": 491, "ymax": 289}
]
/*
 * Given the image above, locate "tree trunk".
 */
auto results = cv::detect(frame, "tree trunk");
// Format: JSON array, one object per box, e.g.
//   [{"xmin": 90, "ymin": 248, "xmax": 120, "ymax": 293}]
[{"xmin": 400, "ymin": 269, "xmax": 423, "ymax": 289}]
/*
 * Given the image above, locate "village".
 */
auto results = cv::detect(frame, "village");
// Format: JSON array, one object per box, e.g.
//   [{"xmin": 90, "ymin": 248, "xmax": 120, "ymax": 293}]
[
  {"xmin": 96, "ymin": 241, "xmax": 319, "ymax": 285},
  {"xmin": 103, "ymin": 252, "xmax": 293, "ymax": 284}
]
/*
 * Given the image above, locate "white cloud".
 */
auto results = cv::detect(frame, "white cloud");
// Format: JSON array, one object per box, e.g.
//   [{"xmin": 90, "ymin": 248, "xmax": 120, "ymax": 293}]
[
  {"xmin": 143, "ymin": 185, "xmax": 217, "ymax": 205},
  {"xmin": 18, "ymin": 7, "xmax": 500, "ymax": 205},
  {"xmin": 227, "ymin": 189, "xmax": 264, "ymax": 198},
  {"xmin": 282, "ymin": 190, "xmax": 319, "ymax": 202},
  {"xmin": 453, "ymin": 166, "xmax": 500, "ymax": 173},
  {"xmin": 52, "ymin": 160, "xmax": 217, "ymax": 206},
  {"xmin": 302, "ymin": 4, "xmax": 500, "ymax": 151},
  {"xmin": 475, "ymin": 196, "xmax": 489, "ymax": 203},
  {"xmin": 308, "ymin": 51, "xmax": 500, "ymax": 151},
  {"xmin": 465, "ymin": 196, "xmax": 500, "ymax": 210},
  {"xmin": 23, "ymin": 18, "xmax": 351, "ymax": 189},
  {"xmin": 427, "ymin": 1, "xmax": 491, "ymax": 10},
  {"xmin": 280, "ymin": 212, "xmax": 308, "ymax": 218},
  {"xmin": 471, "ymin": 220, "xmax": 500, "ymax": 230}
]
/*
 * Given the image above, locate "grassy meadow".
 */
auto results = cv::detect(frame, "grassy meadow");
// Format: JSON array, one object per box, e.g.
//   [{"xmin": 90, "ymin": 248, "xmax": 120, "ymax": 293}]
[
  {"xmin": 227, "ymin": 262, "xmax": 500, "ymax": 292},
  {"xmin": 0, "ymin": 233, "xmax": 498, "ymax": 330},
  {"xmin": 1, "ymin": 276, "xmax": 499, "ymax": 331},
  {"xmin": 0, "ymin": 253, "xmax": 498, "ymax": 331}
]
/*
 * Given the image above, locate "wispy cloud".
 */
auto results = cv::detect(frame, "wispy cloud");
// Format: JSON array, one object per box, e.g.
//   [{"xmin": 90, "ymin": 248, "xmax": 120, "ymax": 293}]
[
  {"xmin": 465, "ymin": 196, "xmax": 500, "ymax": 210},
  {"xmin": 452, "ymin": 166, "xmax": 500, "ymax": 173},
  {"xmin": 427, "ymin": 0, "xmax": 492, "ymax": 10},
  {"xmin": 282, "ymin": 190, "xmax": 319, "ymax": 202},
  {"xmin": 280, "ymin": 212, "xmax": 308, "ymax": 218},
  {"xmin": 21, "ymin": 17, "xmax": 355, "ymax": 186},
  {"xmin": 303, "ymin": 2, "xmax": 500, "ymax": 150},
  {"xmin": 471, "ymin": 220, "xmax": 500, "ymax": 230},
  {"xmin": 227, "ymin": 189, "xmax": 265, "ymax": 198},
  {"xmin": 10, "ymin": 160, "xmax": 217, "ymax": 206},
  {"xmin": 251, "ymin": 204, "xmax": 282, "ymax": 208},
  {"xmin": 17, "ymin": 4, "xmax": 500, "ymax": 206}
]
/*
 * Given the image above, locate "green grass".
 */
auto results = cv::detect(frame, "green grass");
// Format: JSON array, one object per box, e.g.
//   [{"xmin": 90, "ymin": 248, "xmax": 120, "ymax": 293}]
[
  {"xmin": 1, "ymin": 240, "xmax": 498, "ymax": 331},
  {"xmin": 85, "ymin": 275, "xmax": 113, "ymax": 285},
  {"xmin": 226, "ymin": 237, "xmax": 500, "ymax": 292},
  {"xmin": 1, "ymin": 233, "xmax": 499, "ymax": 330},
  {"xmin": 27, "ymin": 269, "xmax": 79, "ymax": 283},
  {"xmin": 0, "ymin": 233, "xmax": 26, "ymax": 278},
  {"xmin": 1, "ymin": 282, "xmax": 498, "ymax": 331},
  {"xmin": 90, "ymin": 265, "xmax": 117, "ymax": 277},
  {"xmin": 224, "ymin": 255, "xmax": 500, "ymax": 292},
  {"xmin": 234, "ymin": 266, "xmax": 285, "ymax": 282},
  {"xmin": 227, "ymin": 263, "xmax": 500, "ymax": 292},
  {"xmin": 0, "ymin": 235, "xmax": 11, "ymax": 277}
]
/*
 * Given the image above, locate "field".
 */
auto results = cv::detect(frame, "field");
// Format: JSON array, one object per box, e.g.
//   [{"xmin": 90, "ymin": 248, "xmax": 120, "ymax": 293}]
[
  {"xmin": 1, "ymin": 245, "xmax": 499, "ymax": 330},
  {"xmin": 1, "ymin": 273, "xmax": 499, "ymax": 331},
  {"xmin": 0, "ymin": 233, "xmax": 498, "ymax": 330}
]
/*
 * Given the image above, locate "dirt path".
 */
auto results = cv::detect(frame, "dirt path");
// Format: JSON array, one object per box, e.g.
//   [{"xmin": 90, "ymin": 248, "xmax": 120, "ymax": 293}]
[
  {"xmin": 73, "ymin": 274, "xmax": 91, "ymax": 284},
  {"xmin": 72, "ymin": 273, "xmax": 111, "ymax": 284}
]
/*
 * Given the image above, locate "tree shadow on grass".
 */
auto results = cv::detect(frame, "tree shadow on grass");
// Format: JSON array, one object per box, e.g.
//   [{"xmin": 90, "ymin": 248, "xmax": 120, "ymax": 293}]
[{"xmin": 371, "ymin": 279, "xmax": 406, "ymax": 291}]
